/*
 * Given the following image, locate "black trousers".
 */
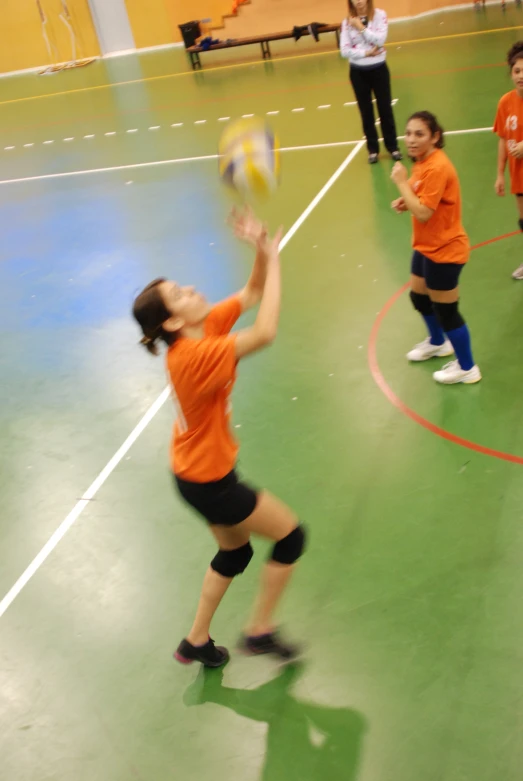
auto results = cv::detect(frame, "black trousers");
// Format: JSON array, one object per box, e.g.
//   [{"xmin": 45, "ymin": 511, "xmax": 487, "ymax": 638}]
[{"xmin": 349, "ymin": 62, "xmax": 398, "ymax": 155}]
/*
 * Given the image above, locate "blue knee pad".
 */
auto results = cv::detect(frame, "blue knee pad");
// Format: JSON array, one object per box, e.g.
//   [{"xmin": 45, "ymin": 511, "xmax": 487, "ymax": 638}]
[
  {"xmin": 211, "ymin": 543, "xmax": 253, "ymax": 578},
  {"xmin": 271, "ymin": 525, "xmax": 306, "ymax": 565}
]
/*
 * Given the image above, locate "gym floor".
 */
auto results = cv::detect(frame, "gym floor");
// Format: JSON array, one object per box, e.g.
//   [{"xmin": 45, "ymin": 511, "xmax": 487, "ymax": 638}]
[{"xmin": 1, "ymin": 6, "xmax": 523, "ymax": 781}]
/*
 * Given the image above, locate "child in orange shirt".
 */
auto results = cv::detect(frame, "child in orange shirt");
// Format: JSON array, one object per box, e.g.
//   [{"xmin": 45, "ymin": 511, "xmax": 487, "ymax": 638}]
[
  {"xmin": 391, "ymin": 111, "xmax": 481, "ymax": 385},
  {"xmin": 133, "ymin": 207, "xmax": 306, "ymax": 668},
  {"xmin": 494, "ymin": 40, "xmax": 523, "ymax": 280}
]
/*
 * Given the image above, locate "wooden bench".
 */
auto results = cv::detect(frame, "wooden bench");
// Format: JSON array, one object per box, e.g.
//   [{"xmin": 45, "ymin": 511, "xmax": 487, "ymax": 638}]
[{"xmin": 186, "ymin": 24, "xmax": 341, "ymax": 70}]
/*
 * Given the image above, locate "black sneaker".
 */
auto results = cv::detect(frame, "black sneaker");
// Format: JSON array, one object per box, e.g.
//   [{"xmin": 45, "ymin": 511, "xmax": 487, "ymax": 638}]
[
  {"xmin": 391, "ymin": 150, "xmax": 403, "ymax": 161},
  {"xmin": 368, "ymin": 153, "xmax": 379, "ymax": 164},
  {"xmin": 174, "ymin": 637, "xmax": 229, "ymax": 668},
  {"xmin": 238, "ymin": 631, "xmax": 301, "ymax": 660}
]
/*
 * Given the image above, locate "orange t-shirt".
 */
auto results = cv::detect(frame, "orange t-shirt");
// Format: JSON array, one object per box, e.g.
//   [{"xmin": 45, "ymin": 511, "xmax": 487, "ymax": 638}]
[
  {"xmin": 493, "ymin": 90, "xmax": 523, "ymax": 194},
  {"xmin": 166, "ymin": 295, "xmax": 242, "ymax": 483},
  {"xmin": 408, "ymin": 148, "xmax": 469, "ymax": 265}
]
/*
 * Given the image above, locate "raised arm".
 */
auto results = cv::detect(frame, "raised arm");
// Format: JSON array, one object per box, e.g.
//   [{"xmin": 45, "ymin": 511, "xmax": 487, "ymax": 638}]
[
  {"xmin": 227, "ymin": 206, "xmax": 272, "ymax": 312},
  {"xmin": 234, "ymin": 226, "xmax": 283, "ymax": 360}
]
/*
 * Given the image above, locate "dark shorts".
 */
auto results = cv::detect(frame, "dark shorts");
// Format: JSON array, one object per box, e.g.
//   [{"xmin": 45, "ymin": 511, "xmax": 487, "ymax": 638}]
[
  {"xmin": 411, "ymin": 250, "xmax": 464, "ymax": 291},
  {"xmin": 174, "ymin": 469, "xmax": 259, "ymax": 526}
]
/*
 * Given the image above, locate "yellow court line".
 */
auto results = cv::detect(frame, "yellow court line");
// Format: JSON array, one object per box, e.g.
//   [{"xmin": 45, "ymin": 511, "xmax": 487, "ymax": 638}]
[{"xmin": 0, "ymin": 23, "xmax": 521, "ymax": 109}]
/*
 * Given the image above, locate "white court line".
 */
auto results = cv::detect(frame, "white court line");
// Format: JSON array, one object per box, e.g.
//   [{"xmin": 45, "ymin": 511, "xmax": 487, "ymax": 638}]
[
  {"xmin": 0, "ymin": 140, "xmax": 365, "ymax": 620},
  {"xmin": 0, "ymin": 127, "xmax": 492, "ymax": 187},
  {"xmin": 0, "ymin": 142, "xmax": 357, "ymax": 186},
  {"xmin": 279, "ymin": 140, "xmax": 357, "ymax": 152}
]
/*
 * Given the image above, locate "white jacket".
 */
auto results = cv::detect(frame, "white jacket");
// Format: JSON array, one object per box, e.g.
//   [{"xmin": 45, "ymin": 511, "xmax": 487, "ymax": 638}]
[{"xmin": 340, "ymin": 8, "xmax": 388, "ymax": 67}]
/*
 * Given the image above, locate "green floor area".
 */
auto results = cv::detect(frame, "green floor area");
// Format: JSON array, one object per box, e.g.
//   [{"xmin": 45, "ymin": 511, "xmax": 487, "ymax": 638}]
[{"xmin": 1, "ymin": 8, "xmax": 523, "ymax": 781}]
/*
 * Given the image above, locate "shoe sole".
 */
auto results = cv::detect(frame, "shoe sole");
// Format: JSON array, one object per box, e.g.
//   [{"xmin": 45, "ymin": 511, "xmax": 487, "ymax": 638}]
[{"xmin": 433, "ymin": 372, "xmax": 482, "ymax": 385}]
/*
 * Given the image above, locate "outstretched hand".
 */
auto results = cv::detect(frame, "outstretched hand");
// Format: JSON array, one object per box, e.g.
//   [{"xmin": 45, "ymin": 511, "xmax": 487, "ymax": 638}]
[{"xmin": 227, "ymin": 206, "xmax": 266, "ymax": 248}]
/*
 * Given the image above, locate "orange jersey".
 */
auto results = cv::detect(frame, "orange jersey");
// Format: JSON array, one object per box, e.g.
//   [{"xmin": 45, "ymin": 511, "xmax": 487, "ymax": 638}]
[
  {"xmin": 493, "ymin": 90, "xmax": 523, "ymax": 194},
  {"xmin": 408, "ymin": 148, "xmax": 469, "ymax": 265},
  {"xmin": 166, "ymin": 295, "xmax": 242, "ymax": 483}
]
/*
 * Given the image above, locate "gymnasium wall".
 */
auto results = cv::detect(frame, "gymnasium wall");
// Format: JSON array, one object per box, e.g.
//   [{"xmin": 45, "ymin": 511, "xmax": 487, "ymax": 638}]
[
  {"xmin": 124, "ymin": 0, "xmax": 237, "ymax": 48},
  {"xmin": 0, "ymin": 0, "xmax": 100, "ymax": 74}
]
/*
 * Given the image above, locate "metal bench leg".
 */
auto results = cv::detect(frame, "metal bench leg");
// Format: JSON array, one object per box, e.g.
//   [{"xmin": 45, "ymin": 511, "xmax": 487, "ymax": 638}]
[
  {"xmin": 260, "ymin": 40, "xmax": 271, "ymax": 59},
  {"xmin": 190, "ymin": 51, "xmax": 202, "ymax": 70}
]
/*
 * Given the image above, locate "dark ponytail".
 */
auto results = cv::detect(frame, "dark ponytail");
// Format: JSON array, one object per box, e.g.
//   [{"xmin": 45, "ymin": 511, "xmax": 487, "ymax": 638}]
[
  {"xmin": 132, "ymin": 278, "xmax": 178, "ymax": 356},
  {"xmin": 408, "ymin": 111, "xmax": 445, "ymax": 148},
  {"xmin": 507, "ymin": 41, "xmax": 523, "ymax": 69}
]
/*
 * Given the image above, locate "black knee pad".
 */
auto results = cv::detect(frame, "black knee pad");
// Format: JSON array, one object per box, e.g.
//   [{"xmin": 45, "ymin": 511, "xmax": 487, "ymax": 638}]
[
  {"xmin": 518, "ymin": 218, "xmax": 523, "ymax": 232},
  {"xmin": 271, "ymin": 525, "xmax": 306, "ymax": 566},
  {"xmin": 409, "ymin": 291, "xmax": 433, "ymax": 315},
  {"xmin": 432, "ymin": 301, "xmax": 465, "ymax": 332},
  {"xmin": 211, "ymin": 542, "xmax": 253, "ymax": 578}
]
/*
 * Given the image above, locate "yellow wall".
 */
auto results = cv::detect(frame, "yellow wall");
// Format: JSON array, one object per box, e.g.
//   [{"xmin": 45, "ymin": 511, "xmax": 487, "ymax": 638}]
[
  {"xmin": 0, "ymin": 0, "xmax": 100, "ymax": 74},
  {"xmin": 125, "ymin": 0, "xmax": 237, "ymax": 47}
]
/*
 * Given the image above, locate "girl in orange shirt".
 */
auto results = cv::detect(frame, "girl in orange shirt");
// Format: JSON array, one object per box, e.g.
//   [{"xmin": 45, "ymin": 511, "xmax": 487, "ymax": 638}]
[
  {"xmin": 391, "ymin": 111, "xmax": 481, "ymax": 385},
  {"xmin": 494, "ymin": 41, "xmax": 523, "ymax": 280},
  {"xmin": 133, "ymin": 208, "xmax": 306, "ymax": 668}
]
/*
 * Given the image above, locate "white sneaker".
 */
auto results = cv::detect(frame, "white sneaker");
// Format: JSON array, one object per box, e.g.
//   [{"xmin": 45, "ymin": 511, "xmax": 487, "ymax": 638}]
[
  {"xmin": 512, "ymin": 263, "xmax": 523, "ymax": 280},
  {"xmin": 407, "ymin": 337, "xmax": 454, "ymax": 362},
  {"xmin": 433, "ymin": 360, "xmax": 482, "ymax": 385}
]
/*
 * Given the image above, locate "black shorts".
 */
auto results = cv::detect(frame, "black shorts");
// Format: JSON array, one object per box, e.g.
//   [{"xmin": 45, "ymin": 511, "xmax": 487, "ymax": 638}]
[
  {"xmin": 411, "ymin": 250, "xmax": 464, "ymax": 291},
  {"xmin": 174, "ymin": 469, "xmax": 259, "ymax": 526}
]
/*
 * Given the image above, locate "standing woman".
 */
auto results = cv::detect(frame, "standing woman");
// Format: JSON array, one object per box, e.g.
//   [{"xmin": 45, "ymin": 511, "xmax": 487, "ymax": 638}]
[
  {"xmin": 390, "ymin": 111, "xmax": 481, "ymax": 385},
  {"xmin": 494, "ymin": 40, "xmax": 523, "ymax": 280},
  {"xmin": 132, "ymin": 208, "xmax": 306, "ymax": 668},
  {"xmin": 340, "ymin": 0, "xmax": 402, "ymax": 164}
]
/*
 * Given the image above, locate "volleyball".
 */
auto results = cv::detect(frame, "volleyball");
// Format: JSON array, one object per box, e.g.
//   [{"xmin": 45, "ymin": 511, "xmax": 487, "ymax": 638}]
[{"xmin": 219, "ymin": 116, "xmax": 280, "ymax": 198}]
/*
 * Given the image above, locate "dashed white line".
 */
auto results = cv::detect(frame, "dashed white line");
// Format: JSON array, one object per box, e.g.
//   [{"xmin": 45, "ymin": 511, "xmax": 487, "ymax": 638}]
[{"xmin": 4, "ymin": 100, "xmax": 399, "ymax": 157}]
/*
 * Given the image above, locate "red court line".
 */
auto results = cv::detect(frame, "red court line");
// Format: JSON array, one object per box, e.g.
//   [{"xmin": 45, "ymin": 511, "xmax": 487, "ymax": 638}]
[{"xmin": 368, "ymin": 231, "xmax": 523, "ymax": 465}]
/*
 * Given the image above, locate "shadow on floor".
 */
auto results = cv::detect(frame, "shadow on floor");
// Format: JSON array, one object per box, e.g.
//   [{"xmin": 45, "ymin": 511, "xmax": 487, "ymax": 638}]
[{"xmin": 184, "ymin": 661, "xmax": 368, "ymax": 780}]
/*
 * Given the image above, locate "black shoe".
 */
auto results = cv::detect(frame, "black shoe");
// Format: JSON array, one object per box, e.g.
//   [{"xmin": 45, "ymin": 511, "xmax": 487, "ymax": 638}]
[
  {"xmin": 239, "ymin": 631, "xmax": 302, "ymax": 660},
  {"xmin": 174, "ymin": 637, "xmax": 229, "ymax": 668},
  {"xmin": 391, "ymin": 150, "xmax": 403, "ymax": 161},
  {"xmin": 368, "ymin": 153, "xmax": 379, "ymax": 164}
]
